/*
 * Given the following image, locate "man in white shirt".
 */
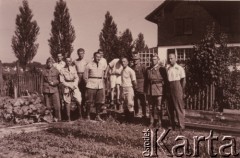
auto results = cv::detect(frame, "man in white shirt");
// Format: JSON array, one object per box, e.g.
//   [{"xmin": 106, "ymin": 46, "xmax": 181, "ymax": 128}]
[
  {"xmin": 120, "ymin": 57, "xmax": 137, "ymax": 122},
  {"xmin": 59, "ymin": 57, "xmax": 82, "ymax": 122},
  {"xmin": 74, "ymin": 48, "xmax": 87, "ymax": 109},
  {"xmin": 84, "ymin": 52, "xmax": 105, "ymax": 121},
  {"xmin": 98, "ymin": 49, "xmax": 108, "ymax": 104},
  {"xmin": 105, "ymin": 58, "xmax": 123, "ymax": 107},
  {"xmin": 54, "ymin": 53, "xmax": 66, "ymax": 72},
  {"xmin": 167, "ymin": 53, "xmax": 186, "ymax": 131}
]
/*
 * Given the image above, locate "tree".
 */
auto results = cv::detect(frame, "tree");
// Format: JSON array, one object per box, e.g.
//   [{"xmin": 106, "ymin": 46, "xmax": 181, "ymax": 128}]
[
  {"xmin": 186, "ymin": 23, "xmax": 230, "ymax": 90},
  {"xmin": 49, "ymin": 0, "xmax": 75, "ymax": 60},
  {"xmin": 185, "ymin": 23, "xmax": 237, "ymax": 110},
  {"xmin": 11, "ymin": 0, "xmax": 40, "ymax": 71},
  {"xmin": 134, "ymin": 33, "xmax": 148, "ymax": 53},
  {"xmin": 99, "ymin": 11, "xmax": 119, "ymax": 62},
  {"xmin": 118, "ymin": 29, "xmax": 134, "ymax": 60}
]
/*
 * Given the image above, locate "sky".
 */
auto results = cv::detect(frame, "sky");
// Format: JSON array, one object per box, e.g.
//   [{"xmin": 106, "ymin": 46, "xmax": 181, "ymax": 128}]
[{"xmin": 0, "ymin": 0, "xmax": 162, "ymax": 64}]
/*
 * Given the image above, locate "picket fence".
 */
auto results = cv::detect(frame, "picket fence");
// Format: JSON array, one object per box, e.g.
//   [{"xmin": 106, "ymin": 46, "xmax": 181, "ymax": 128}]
[{"xmin": 1, "ymin": 73, "xmax": 218, "ymax": 111}]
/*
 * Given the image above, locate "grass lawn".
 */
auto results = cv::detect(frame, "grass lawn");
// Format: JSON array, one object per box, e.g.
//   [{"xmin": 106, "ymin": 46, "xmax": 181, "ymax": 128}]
[{"xmin": 0, "ymin": 119, "xmax": 239, "ymax": 158}]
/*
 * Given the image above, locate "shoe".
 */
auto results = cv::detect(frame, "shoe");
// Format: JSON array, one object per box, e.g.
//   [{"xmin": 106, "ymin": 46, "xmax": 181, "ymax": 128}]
[
  {"xmin": 86, "ymin": 115, "xmax": 90, "ymax": 120},
  {"xmin": 116, "ymin": 99, "xmax": 121, "ymax": 105},
  {"xmin": 53, "ymin": 118, "xmax": 58, "ymax": 122},
  {"xmin": 149, "ymin": 123, "xmax": 154, "ymax": 128},
  {"xmin": 135, "ymin": 112, "xmax": 143, "ymax": 118},
  {"xmin": 110, "ymin": 100, "xmax": 114, "ymax": 106},
  {"xmin": 95, "ymin": 115, "xmax": 104, "ymax": 122}
]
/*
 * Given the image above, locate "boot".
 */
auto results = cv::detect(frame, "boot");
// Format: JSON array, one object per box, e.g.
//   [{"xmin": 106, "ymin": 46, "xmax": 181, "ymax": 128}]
[
  {"xmin": 149, "ymin": 115, "xmax": 154, "ymax": 128},
  {"xmin": 85, "ymin": 103, "xmax": 90, "ymax": 120},
  {"xmin": 66, "ymin": 103, "xmax": 71, "ymax": 122},
  {"xmin": 116, "ymin": 99, "xmax": 121, "ymax": 106},
  {"xmin": 95, "ymin": 104, "xmax": 104, "ymax": 122},
  {"xmin": 78, "ymin": 103, "xmax": 82, "ymax": 120}
]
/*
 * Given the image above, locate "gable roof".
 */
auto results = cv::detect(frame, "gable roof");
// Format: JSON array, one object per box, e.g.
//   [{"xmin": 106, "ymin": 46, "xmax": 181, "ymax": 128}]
[{"xmin": 146, "ymin": 0, "xmax": 240, "ymax": 24}]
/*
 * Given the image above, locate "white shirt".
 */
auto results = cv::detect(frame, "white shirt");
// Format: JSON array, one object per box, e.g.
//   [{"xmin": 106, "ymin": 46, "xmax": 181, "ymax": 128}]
[
  {"xmin": 167, "ymin": 63, "xmax": 185, "ymax": 82},
  {"xmin": 53, "ymin": 61, "xmax": 66, "ymax": 72},
  {"xmin": 99, "ymin": 57, "xmax": 107, "ymax": 71},
  {"xmin": 74, "ymin": 59, "xmax": 87, "ymax": 73},
  {"xmin": 121, "ymin": 66, "xmax": 136, "ymax": 88},
  {"xmin": 84, "ymin": 61, "xmax": 105, "ymax": 89},
  {"xmin": 109, "ymin": 58, "xmax": 123, "ymax": 75}
]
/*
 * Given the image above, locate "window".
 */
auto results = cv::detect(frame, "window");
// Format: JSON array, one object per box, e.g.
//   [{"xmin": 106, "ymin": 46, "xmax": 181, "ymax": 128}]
[
  {"xmin": 167, "ymin": 48, "xmax": 193, "ymax": 62},
  {"xmin": 175, "ymin": 18, "xmax": 193, "ymax": 35},
  {"xmin": 177, "ymin": 49, "xmax": 184, "ymax": 61}
]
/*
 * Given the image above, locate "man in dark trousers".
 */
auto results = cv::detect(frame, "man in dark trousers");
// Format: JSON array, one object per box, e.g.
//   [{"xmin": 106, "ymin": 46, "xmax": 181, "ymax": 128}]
[
  {"xmin": 84, "ymin": 52, "xmax": 105, "ymax": 121},
  {"xmin": 167, "ymin": 53, "xmax": 186, "ymax": 131},
  {"xmin": 131, "ymin": 53, "xmax": 147, "ymax": 118},
  {"xmin": 145, "ymin": 54, "xmax": 167, "ymax": 127},
  {"xmin": 42, "ymin": 57, "xmax": 61, "ymax": 122}
]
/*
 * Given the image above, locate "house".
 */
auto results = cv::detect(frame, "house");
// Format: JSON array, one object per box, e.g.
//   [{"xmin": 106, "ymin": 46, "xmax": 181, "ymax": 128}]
[{"xmin": 145, "ymin": 0, "xmax": 240, "ymax": 63}]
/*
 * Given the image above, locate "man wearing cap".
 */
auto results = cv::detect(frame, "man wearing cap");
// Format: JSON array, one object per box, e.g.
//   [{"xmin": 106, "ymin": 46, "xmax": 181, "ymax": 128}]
[
  {"xmin": 54, "ymin": 53, "xmax": 66, "ymax": 72},
  {"xmin": 84, "ymin": 52, "xmax": 105, "ymax": 121},
  {"xmin": 59, "ymin": 57, "xmax": 82, "ymax": 122},
  {"xmin": 167, "ymin": 53, "xmax": 186, "ymax": 131},
  {"xmin": 74, "ymin": 48, "xmax": 87, "ymax": 109},
  {"xmin": 145, "ymin": 54, "xmax": 167, "ymax": 127},
  {"xmin": 131, "ymin": 53, "xmax": 147, "ymax": 118},
  {"xmin": 42, "ymin": 57, "xmax": 61, "ymax": 122},
  {"xmin": 105, "ymin": 58, "xmax": 123, "ymax": 107},
  {"xmin": 120, "ymin": 57, "xmax": 137, "ymax": 122}
]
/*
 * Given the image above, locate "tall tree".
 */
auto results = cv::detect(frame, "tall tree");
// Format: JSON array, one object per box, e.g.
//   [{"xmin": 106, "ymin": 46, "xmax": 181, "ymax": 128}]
[
  {"xmin": 134, "ymin": 33, "xmax": 148, "ymax": 53},
  {"xmin": 11, "ymin": 0, "xmax": 40, "ymax": 71},
  {"xmin": 99, "ymin": 11, "xmax": 118, "ymax": 62},
  {"xmin": 49, "ymin": 0, "xmax": 75, "ymax": 60},
  {"xmin": 118, "ymin": 29, "xmax": 134, "ymax": 60}
]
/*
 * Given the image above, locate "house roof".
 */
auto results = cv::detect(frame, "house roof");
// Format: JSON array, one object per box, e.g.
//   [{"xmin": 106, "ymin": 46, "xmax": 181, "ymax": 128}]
[
  {"xmin": 145, "ymin": 0, "xmax": 178, "ymax": 24},
  {"xmin": 145, "ymin": 0, "xmax": 240, "ymax": 24}
]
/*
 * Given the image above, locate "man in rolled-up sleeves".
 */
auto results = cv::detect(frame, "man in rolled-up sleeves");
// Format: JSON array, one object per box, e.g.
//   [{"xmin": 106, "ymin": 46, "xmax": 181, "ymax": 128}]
[
  {"xmin": 59, "ymin": 57, "xmax": 82, "ymax": 122},
  {"xmin": 84, "ymin": 52, "xmax": 105, "ymax": 121},
  {"xmin": 42, "ymin": 57, "xmax": 61, "ymax": 122}
]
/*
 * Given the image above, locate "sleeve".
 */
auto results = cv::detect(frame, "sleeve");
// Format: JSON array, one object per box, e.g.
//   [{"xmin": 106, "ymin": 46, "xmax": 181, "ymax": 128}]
[
  {"xmin": 144, "ymin": 68, "xmax": 148, "ymax": 93},
  {"xmin": 103, "ymin": 59, "xmax": 108, "ymax": 70},
  {"xmin": 59, "ymin": 70, "xmax": 71, "ymax": 88},
  {"xmin": 108, "ymin": 59, "xmax": 117, "ymax": 68},
  {"xmin": 52, "ymin": 69, "xmax": 60, "ymax": 86},
  {"xmin": 73, "ymin": 67, "xmax": 79, "ymax": 87},
  {"xmin": 130, "ymin": 69, "xmax": 136, "ymax": 81},
  {"xmin": 83, "ymin": 64, "xmax": 89, "ymax": 82},
  {"xmin": 179, "ymin": 66, "xmax": 186, "ymax": 79}
]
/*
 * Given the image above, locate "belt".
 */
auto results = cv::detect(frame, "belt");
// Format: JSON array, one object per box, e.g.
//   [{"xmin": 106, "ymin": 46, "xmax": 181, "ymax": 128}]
[
  {"xmin": 150, "ymin": 80, "xmax": 163, "ymax": 84},
  {"xmin": 89, "ymin": 77, "xmax": 102, "ymax": 79},
  {"xmin": 65, "ymin": 79, "xmax": 74, "ymax": 82}
]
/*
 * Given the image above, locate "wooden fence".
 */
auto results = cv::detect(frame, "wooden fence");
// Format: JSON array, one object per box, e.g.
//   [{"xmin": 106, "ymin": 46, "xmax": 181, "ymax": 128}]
[
  {"xmin": 16, "ymin": 74, "xmax": 43, "ymax": 96},
  {"xmin": 185, "ymin": 84, "xmax": 216, "ymax": 111},
  {"xmin": 0, "ymin": 73, "xmax": 224, "ymax": 111}
]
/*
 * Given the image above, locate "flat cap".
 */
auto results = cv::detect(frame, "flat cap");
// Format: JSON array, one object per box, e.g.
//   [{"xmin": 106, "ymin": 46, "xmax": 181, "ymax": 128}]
[{"xmin": 46, "ymin": 57, "xmax": 55, "ymax": 63}]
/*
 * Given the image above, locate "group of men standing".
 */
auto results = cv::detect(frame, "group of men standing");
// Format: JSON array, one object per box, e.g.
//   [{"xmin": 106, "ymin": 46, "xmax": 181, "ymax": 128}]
[{"xmin": 42, "ymin": 48, "xmax": 186, "ymax": 131}]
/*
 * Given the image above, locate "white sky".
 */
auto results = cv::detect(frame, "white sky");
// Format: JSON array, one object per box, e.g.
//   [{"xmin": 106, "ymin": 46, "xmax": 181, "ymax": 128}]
[{"xmin": 0, "ymin": 0, "xmax": 162, "ymax": 64}]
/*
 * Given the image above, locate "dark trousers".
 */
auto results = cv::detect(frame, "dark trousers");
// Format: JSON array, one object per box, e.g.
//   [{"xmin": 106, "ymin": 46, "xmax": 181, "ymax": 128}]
[
  {"xmin": 147, "ymin": 95, "xmax": 163, "ymax": 124},
  {"xmin": 168, "ymin": 81, "xmax": 185, "ymax": 129},
  {"xmin": 134, "ymin": 92, "xmax": 147, "ymax": 117},
  {"xmin": 78, "ymin": 73, "xmax": 86, "ymax": 105},
  {"xmin": 44, "ymin": 92, "xmax": 61, "ymax": 120}
]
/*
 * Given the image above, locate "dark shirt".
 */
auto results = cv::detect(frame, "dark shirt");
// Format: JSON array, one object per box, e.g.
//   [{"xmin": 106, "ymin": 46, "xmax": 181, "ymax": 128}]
[
  {"xmin": 42, "ymin": 66, "xmax": 60, "ymax": 93},
  {"xmin": 131, "ymin": 64, "xmax": 146, "ymax": 93},
  {"xmin": 144, "ymin": 65, "xmax": 168, "ymax": 96}
]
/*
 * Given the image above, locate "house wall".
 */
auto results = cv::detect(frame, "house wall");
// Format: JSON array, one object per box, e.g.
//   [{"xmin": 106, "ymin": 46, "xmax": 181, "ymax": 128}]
[{"xmin": 157, "ymin": 1, "xmax": 240, "ymax": 46}]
